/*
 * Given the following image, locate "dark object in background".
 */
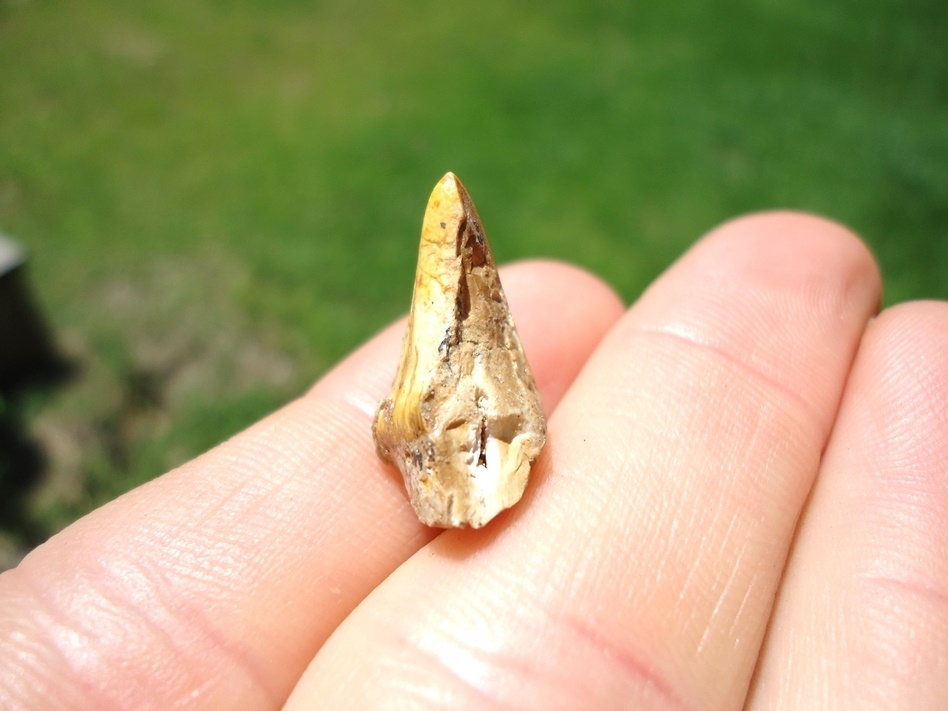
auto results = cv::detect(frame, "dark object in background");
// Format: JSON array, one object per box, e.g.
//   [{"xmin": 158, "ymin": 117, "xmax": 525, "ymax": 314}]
[
  {"xmin": 0, "ymin": 233, "xmax": 73, "ymax": 568},
  {"xmin": 0, "ymin": 233, "xmax": 67, "ymax": 393}
]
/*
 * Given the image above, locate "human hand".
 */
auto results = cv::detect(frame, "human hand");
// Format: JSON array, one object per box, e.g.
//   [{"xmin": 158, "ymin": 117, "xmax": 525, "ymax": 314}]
[{"xmin": 2, "ymin": 213, "xmax": 945, "ymax": 710}]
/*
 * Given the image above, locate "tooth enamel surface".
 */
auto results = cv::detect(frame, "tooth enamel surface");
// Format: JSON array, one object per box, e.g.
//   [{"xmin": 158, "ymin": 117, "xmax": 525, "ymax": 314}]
[{"xmin": 372, "ymin": 172, "xmax": 547, "ymax": 528}]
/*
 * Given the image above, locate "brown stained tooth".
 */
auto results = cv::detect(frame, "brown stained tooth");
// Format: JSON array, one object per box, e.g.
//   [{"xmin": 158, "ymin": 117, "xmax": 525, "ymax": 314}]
[{"xmin": 372, "ymin": 172, "xmax": 547, "ymax": 528}]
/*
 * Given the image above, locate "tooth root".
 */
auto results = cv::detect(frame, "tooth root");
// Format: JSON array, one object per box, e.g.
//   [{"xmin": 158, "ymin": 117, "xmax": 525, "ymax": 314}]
[{"xmin": 372, "ymin": 172, "xmax": 547, "ymax": 528}]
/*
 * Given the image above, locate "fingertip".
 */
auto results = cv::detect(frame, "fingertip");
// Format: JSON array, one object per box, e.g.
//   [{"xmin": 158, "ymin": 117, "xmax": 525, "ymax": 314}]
[
  {"xmin": 868, "ymin": 299, "xmax": 948, "ymax": 352},
  {"xmin": 851, "ymin": 299, "xmax": 948, "ymax": 464},
  {"xmin": 695, "ymin": 210, "xmax": 882, "ymax": 312},
  {"xmin": 501, "ymin": 258, "xmax": 626, "ymax": 318},
  {"xmin": 706, "ymin": 209, "xmax": 872, "ymax": 256}
]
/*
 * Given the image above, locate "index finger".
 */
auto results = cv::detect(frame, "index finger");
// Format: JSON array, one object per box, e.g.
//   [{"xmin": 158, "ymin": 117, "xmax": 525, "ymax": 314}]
[{"xmin": 0, "ymin": 261, "xmax": 624, "ymax": 711}]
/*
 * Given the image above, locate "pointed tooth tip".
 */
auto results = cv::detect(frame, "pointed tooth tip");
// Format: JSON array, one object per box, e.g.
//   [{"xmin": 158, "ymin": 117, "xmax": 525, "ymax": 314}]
[
  {"xmin": 436, "ymin": 171, "xmax": 464, "ymax": 197},
  {"xmin": 426, "ymin": 173, "xmax": 466, "ymax": 218}
]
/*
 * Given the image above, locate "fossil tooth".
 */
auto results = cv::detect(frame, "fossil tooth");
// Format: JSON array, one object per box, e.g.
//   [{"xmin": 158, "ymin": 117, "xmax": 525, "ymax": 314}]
[{"xmin": 372, "ymin": 172, "xmax": 547, "ymax": 528}]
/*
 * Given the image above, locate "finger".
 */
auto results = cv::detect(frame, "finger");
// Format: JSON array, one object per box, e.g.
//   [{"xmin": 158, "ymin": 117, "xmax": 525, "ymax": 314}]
[
  {"xmin": 747, "ymin": 301, "xmax": 948, "ymax": 709},
  {"xmin": 0, "ymin": 261, "xmax": 624, "ymax": 711},
  {"xmin": 286, "ymin": 213, "xmax": 881, "ymax": 710}
]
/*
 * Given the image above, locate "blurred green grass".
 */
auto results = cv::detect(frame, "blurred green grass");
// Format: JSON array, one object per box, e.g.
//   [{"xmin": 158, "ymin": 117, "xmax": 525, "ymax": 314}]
[{"xmin": 0, "ymin": 0, "xmax": 946, "ymax": 553}]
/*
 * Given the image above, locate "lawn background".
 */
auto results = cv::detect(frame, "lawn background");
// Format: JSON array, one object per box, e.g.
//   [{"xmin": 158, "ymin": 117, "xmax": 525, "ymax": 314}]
[{"xmin": 1, "ymin": 0, "xmax": 946, "ymax": 563}]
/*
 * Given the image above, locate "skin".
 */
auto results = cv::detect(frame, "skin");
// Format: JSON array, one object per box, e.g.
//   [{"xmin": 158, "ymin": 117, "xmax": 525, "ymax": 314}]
[{"xmin": 1, "ymin": 212, "xmax": 946, "ymax": 710}]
